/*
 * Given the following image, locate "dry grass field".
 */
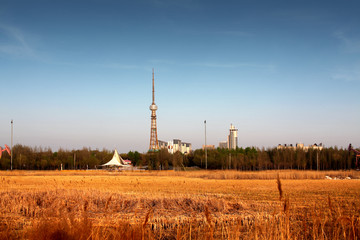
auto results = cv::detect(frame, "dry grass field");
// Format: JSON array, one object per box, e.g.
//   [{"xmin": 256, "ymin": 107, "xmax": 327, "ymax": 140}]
[{"xmin": 0, "ymin": 170, "xmax": 359, "ymax": 239}]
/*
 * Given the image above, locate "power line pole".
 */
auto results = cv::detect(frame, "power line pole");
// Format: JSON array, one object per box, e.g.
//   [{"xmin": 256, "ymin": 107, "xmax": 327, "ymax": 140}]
[
  {"xmin": 11, "ymin": 119, "xmax": 13, "ymax": 170},
  {"xmin": 204, "ymin": 120, "xmax": 207, "ymax": 170}
]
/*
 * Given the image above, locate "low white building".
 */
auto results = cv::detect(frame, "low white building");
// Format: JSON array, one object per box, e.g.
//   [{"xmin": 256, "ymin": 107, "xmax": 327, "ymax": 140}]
[
  {"xmin": 218, "ymin": 141, "xmax": 227, "ymax": 149},
  {"xmin": 159, "ymin": 139, "xmax": 192, "ymax": 154},
  {"xmin": 277, "ymin": 143, "xmax": 323, "ymax": 151},
  {"xmin": 158, "ymin": 140, "xmax": 168, "ymax": 149}
]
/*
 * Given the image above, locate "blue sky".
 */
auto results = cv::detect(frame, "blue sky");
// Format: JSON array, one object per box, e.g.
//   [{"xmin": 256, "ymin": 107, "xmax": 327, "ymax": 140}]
[{"xmin": 0, "ymin": 0, "xmax": 359, "ymax": 152}]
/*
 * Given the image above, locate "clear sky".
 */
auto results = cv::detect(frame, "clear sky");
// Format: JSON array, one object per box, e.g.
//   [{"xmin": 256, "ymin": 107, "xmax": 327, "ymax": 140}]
[{"xmin": 0, "ymin": 0, "xmax": 359, "ymax": 153}]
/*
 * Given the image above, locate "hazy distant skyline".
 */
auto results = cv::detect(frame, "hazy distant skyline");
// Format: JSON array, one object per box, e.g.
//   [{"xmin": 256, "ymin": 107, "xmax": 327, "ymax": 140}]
[{"xmin": 0, "ymin": 0, "xmax": 359, "ymax": 152}]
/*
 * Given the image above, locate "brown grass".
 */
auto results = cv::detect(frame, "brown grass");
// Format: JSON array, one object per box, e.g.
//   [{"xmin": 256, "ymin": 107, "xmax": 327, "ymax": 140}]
[
  {"xmin": 0, "ymin": 170, "xmax": 359, "ymax": 239},
  {"xmin": 1, "ymin": 169, "xmax": 360, "ymax": 179}
]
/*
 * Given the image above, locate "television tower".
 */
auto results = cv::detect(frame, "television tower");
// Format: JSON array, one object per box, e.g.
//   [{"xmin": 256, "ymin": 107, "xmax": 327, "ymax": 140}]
[{"xmin": 149, "ymin": 68, "xmax": 159, "ymax": 151}]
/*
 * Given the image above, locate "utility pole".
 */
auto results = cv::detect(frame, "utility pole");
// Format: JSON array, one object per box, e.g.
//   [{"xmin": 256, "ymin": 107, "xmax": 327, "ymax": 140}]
[
  {"xmin": 204, "ymin": 120, "xmax": 207, "ymax": 170},
  {"xmin": 11, "ymin": 119, "xmax": 13, "ymax": 170}
]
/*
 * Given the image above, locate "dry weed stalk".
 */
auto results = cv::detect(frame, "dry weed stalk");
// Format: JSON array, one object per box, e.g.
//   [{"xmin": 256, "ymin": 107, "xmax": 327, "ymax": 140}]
[
  {"xmin": 143, "ymin": 207, "xmax": 152, "ymax": 228},
  {"xmin": 283, "ymin": 196, "xmax": 289, "ymax": 214},
  {"xmin": 204, "ymin": 205, "xmax": 214, "ymax": 240},
  {"xmin": 104, "ymin": 195, "xmax": 112, "ymax": 210},
  {"xmin": 276, "ymin": 173, "xmax": 283, "ymax": 201}
]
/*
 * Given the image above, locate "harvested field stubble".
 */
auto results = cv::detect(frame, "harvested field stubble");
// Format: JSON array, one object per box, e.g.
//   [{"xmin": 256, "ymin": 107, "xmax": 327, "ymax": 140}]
[{"xmin": 0, "ymin": 170, "xmax": 359, "ymax": 239}]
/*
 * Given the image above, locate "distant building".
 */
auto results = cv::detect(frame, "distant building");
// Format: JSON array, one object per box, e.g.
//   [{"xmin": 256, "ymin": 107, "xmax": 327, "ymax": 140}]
[
  {"xmin": 181, "ymin": 142, "xmax": 192, "ymax": 154},
  {"xmin": 159, "ymin": 139, "xmax": 192, "ymax": 154},
  {"xmin": 219, "ymin": 124, "xmax": 239, "ymax": 150},
  {"xmin": 158, "ymin": 140, "xmax": 168, "ymax": 149},
  {"xmin": 311, "ymin": 143, "xmax": 324, "ymax": 151},
  {"xmin": 202, "ymin": 145, "xmax": 215, "ymax": 150},
  {"xmin": 227, "ymin": 124, "xmax": 238, "ymax": 150},
  {"xmin": 218, "ymin": 141, "xmax": 227, "ymax": 149},
  {"xmin": 168, "ymin": 139, "xmax": 182, "ymax": 153},
  {"xmin": 277, "ymin": 143, "xmax": 295, "ymax": 150},
  {"xmin": 277, "ymin": 143, "xmax": 323, "ymax": 151},
  {"xmin": 123, "ymin": 160, "xmax": 132, "ymax": 165}
]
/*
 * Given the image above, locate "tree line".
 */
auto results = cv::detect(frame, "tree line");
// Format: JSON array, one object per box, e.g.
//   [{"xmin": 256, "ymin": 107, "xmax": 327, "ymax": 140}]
[{"xmin": 0, "ymin": 144, "xmax": 357, "ymax": 170}]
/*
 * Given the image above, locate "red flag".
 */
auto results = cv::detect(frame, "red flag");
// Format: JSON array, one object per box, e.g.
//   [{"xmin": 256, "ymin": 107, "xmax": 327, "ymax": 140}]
[{"xmin": 5, "ymin": 145, "xmax": 11, "ymax": 156}]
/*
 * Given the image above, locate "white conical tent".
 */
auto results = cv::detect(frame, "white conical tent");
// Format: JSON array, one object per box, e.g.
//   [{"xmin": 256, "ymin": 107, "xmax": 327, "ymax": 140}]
[{"xmin": 102, "ymin": 149, "xmax": 126, "ymax": 166}]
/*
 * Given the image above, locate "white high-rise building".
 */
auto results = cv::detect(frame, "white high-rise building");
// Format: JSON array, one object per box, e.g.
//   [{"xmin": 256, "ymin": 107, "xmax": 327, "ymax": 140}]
[{"xmin": 227, "ymin": 124, "xmax": 238, "ymax": 150}]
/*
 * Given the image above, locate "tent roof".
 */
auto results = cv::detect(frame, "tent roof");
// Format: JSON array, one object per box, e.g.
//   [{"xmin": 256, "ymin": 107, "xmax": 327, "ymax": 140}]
[{"xmin": 102, "ymin": 149, "xmax": 126, "ymax": 166}]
